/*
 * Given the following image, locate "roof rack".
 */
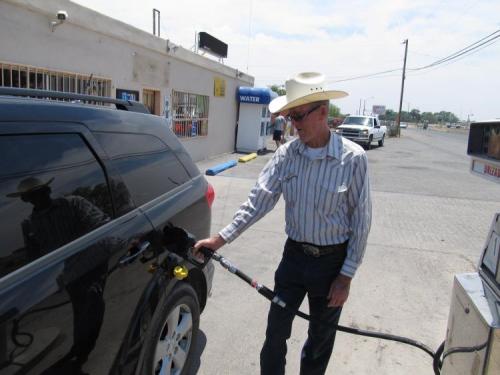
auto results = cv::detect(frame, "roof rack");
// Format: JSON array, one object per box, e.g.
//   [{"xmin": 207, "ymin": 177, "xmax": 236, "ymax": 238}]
[{"xmin": 0, "ymin": 87, "xmax": 150, "ymax": 114}]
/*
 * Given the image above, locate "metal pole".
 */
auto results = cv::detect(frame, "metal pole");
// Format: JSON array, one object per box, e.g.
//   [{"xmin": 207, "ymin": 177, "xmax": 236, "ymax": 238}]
[
  {"xmin": 397, "ymin": 39, "xmax": 408, "ymax": 137},
  {"xmin": 153, "ymin": 9, "xmax": 160, "ymax": 37},
  {"xmin": 358, "ymin": 99, "xmax": 362, "ymax": 115}
]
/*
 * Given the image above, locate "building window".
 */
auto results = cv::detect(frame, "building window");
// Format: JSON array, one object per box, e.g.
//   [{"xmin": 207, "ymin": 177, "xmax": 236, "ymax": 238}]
[
  {"xmin": 0, "ymin": 61, "xmax": 112, "ymax": 97},
  {"xmin": 172, "ymin": 90, "xmax": 209, "ymax": 138}
]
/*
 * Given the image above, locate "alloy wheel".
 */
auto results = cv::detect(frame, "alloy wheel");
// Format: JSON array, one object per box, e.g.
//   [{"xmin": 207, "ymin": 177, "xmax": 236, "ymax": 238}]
[{"xmin": 153, "ymin": 303, "xmax": 193, "ymax": 375}]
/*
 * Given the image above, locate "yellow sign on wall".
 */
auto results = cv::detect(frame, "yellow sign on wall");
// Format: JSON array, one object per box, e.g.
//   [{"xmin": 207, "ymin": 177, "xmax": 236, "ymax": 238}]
[{"xmin": 214, "ymin": 77, "xmax": 226, "ymax": 97}]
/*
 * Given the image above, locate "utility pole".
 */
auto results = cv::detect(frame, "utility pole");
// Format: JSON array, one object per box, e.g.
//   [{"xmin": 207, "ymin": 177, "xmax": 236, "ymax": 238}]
[
  {"xmin": 358, "ymin": 99, "xmax": 362, "ymax": 115},
  {"xmin": 397, "ymin": 39, "xmax": 408, "ymax": 137}
]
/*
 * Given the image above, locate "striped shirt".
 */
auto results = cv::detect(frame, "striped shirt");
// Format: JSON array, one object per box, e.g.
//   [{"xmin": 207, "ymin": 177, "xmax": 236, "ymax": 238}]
[{"xmin": 219, "ymin": 132, "xmax": 372, "ymax": 278}]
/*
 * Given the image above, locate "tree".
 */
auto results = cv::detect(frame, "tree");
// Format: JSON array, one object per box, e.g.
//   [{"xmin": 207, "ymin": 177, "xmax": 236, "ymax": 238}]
[
  {"xmin": 421, "ymin": 112, "xmax": 435, "ymax": 123},
  {"xmin": 380, "ymin": 108, "xmax": 458, "ymax": 124},
  {"xmin": 269, "ymin": 84, "xmax": 286, "ymax": 96},
  {"xmin": 380, "ymin": 109, "xmax": 396, "ymax": 121},
  {"xmin": 410, "ymin": 109, "xmax": 421, "ymax": 123},
  {"xmin": 328, "ymin": 103, "xmax": 341, "ymax": 117}
]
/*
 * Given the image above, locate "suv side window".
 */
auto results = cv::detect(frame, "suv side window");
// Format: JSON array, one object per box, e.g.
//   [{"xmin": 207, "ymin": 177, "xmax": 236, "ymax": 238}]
[
  {"xmin": 0, "ymin": 133, "xmax": 112, "ymax": 278},
  {"xmin": 94, "ymin": 132, "xmax": 190, "ymax": 207},
  {"xmin": 374, "ymin": 118, "xmax": 379, "ymax": 127}
]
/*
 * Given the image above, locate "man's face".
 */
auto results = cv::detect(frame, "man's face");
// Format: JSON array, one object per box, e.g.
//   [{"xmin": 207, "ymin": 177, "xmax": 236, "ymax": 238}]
[{"xmin": 287, "ymin": 102, "xmax": 327, "ymax": 146}]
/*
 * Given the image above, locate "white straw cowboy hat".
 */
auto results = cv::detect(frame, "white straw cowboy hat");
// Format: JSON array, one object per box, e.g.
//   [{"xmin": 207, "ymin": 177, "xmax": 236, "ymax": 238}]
[
  {"xmin": 6, "ymin": 177, "xmax": 54, "ymax": 198},
  {"xmin": 269, "ymin": 72, "xmax": 348, "ymax": 114}
]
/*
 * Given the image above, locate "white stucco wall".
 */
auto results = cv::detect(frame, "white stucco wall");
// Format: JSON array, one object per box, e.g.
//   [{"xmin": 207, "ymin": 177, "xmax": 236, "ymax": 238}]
[{"xmin": 0, "ymin": 0, "xmax": 254, "ymax": 161}]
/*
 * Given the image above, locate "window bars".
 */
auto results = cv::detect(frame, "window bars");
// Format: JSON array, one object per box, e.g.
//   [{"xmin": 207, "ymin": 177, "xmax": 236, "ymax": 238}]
[
  {"xmin": 171, "ymin": 90, "xmax": 209, "ymax": 138},
  {"xmin": 0, "ymin": 62, "xmax": 112, "ymax": 99}
]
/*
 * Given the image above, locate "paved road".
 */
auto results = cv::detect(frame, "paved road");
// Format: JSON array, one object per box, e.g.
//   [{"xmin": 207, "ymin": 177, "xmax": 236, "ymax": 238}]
[{"xmin": 192, "ymin": 129, "xmax": 499, "ymax": 375}]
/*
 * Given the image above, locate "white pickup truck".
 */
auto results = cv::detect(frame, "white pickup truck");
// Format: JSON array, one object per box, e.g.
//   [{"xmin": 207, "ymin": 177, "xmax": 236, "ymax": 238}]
[{"xmin": 336, "ymin": 115, "xmax": 387, "ymax": 149}]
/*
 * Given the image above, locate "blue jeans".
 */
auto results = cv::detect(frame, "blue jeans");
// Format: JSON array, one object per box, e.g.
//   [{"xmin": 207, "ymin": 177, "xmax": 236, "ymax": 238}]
[{"xmin": 260, "ymin": 239, "xmax": 347, "ymax": 375}]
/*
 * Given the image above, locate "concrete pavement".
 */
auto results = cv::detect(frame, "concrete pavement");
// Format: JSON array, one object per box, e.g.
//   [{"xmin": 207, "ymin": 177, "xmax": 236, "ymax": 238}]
[{"xmin": 191, "ymin": 129, "xmax": 499, "ymax": 375}]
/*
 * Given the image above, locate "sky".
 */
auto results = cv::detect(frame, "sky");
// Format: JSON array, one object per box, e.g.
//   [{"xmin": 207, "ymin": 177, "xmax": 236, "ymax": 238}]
[{"xmin": 74, "ymin": 0, "xmax": 500, "ymax": 121}]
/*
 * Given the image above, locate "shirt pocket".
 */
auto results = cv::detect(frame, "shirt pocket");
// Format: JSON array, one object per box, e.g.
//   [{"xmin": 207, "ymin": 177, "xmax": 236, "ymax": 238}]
[
  {"xmin": 315, "ymin": 180, "xmax": 349, "ymax": 214},
  {"xmin": 281, "ymin": 173, "xmax": 298, "ymax": 208}
]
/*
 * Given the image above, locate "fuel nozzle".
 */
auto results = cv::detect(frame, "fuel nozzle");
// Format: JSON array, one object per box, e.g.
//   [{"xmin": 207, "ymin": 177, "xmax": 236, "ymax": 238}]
[{"xmin": 162, "ymin": 224, "xmax": 213, "ymax": 269}]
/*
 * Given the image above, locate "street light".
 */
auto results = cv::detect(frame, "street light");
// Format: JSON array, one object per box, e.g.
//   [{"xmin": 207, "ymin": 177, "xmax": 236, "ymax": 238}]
[
  {"xmin": 362, "ymin": 96, "xmax": 374, "ymax": 115},
  {"xmin": 467, "ymin": 113, "xmax": 474, "ymax": 128},
  {"xmin": 405, "ymin": 101, "xmax": 410, "ymax": 113}
]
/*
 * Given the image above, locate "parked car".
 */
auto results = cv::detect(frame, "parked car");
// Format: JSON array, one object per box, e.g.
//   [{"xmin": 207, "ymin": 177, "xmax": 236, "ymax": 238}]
[
  {"xmin": 0, "ymin": 88, "xmax": 214, "ymax": 375},
  {"xmin": 400, "ymin": 122, "xmax": 408, "ymax": 129},
  {"xmin": 336, "ymin": 115, "xmax": 387, "ymax": 149}
]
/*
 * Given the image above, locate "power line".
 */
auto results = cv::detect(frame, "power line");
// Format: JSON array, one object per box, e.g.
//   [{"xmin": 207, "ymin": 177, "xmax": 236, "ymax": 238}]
[
  {"xmin": 409, "ymin": 29, "xmax": 500, "ymax": 71},
  {"xmin": 407, "ymin": 36, "xmax": 500, "ymax": 77},
  {"xmin": 323, "ymin": 29, "xmax": 499, "ymax": 84},
  {"xmin": 326, "ymin": 68, "xmax": 401, "ymax": 83}
]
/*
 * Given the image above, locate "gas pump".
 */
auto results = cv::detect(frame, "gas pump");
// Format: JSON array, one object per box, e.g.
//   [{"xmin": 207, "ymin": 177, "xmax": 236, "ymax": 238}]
[{"xmin": 441, "ymin": 120, "xmax": 500, "ymax": 374}]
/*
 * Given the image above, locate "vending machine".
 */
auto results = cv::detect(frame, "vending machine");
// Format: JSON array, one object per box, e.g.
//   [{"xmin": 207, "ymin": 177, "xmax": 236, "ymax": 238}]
[
  {"xmin": 441, "ymin": 120, "xmax": 500, "ymax": 374},
  {"xmin": 236, "ymin": 87, "xmax": 277, "ymax": 153}
]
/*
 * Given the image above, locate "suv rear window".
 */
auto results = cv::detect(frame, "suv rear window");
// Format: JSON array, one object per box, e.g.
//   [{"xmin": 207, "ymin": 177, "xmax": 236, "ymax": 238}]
[
  {"xmin": 0, "ymin": 133, "xmax": 111, "ymax": 277},
  {"xmin": 94, "ymin": 132, "xmax": 190, "ymax": 206}
]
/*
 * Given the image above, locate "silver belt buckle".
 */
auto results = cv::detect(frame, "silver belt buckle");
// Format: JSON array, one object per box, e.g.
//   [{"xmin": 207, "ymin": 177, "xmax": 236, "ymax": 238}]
[{"xmin": 303, "ymin": 244, "xmax": 320, "ymax": 257}]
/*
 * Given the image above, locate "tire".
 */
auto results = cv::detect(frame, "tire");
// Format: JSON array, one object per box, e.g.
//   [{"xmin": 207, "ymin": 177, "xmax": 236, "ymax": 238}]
[
  {"xmin": 365, "ymin": 136, "xmax": 373, "ymax": 150},
  {"xmin": 141, "ymin": 282, "xmax": 200, "ymax": 375},
  {"xmin": 378, "ymin": 134, "xmax": 385, "ymax": 147}
]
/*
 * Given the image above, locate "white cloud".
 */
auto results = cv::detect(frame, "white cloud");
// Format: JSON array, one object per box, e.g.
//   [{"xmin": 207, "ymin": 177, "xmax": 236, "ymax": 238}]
[{"xmin": 74, "ymin": 0, "xmax": 500, "ymax": 119}]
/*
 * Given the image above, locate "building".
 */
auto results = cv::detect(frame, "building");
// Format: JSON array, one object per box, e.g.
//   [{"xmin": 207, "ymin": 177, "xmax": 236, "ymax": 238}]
[{"xmin": 0, "ymin": 0, "xmax": 254, "ymax": 161}]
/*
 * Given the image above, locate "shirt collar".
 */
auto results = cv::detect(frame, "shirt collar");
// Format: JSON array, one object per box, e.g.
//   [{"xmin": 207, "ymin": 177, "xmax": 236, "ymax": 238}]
[{"xmin": 296, "ymin": 132, "xmax": 342, "ymax": 160}]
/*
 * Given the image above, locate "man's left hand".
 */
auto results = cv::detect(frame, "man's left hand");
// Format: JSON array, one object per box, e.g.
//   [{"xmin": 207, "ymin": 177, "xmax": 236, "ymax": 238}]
[{"xmin": 327, "ymin": 274, "xmax": 351, "ymax": 307}]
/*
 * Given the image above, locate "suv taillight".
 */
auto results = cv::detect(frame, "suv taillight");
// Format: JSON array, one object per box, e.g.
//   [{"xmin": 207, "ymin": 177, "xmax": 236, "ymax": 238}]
[{"xmin": 206, "ymin": 183, "xmax": 215, "ymax": 208}]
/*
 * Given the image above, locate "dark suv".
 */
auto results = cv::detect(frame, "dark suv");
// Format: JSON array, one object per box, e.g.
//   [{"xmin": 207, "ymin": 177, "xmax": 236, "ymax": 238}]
[{"xmin": 0, "ymin": 88, "xmax": 214, "ymax": 375}]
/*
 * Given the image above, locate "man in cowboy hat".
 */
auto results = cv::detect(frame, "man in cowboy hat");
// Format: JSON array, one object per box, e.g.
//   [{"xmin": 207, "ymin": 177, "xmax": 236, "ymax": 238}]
[
  {"xmin": 195, "ymin": 72, "xmax": 372, "ymax": 375},
  {"xmin": 7, "ymin": 176, "xmax": 109, "ymax": 258}
]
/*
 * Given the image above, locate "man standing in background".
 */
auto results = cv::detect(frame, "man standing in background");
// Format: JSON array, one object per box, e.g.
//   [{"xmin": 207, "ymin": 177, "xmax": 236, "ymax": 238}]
[{"xmin": 272, "ymin": 112, "xmax": 286, "ymax": 150}]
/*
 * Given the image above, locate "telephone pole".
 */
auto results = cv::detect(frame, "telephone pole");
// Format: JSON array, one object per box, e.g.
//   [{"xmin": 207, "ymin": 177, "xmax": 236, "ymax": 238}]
[{"xmin": 397, "ymin": 39, "xmax": 408, "ymax": 137}]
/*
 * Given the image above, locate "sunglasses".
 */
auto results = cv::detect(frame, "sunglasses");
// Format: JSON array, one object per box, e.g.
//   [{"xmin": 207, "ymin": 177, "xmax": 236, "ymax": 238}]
[{"xmin": 287, "ymin": 104, "xmax": 323, "ymax": 122}]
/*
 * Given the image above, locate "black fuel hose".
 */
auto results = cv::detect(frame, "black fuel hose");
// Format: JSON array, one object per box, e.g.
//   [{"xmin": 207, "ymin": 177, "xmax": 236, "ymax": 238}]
[{"xmin": 199, "ymin": 247, "xmax": 488, "ymax": 375}]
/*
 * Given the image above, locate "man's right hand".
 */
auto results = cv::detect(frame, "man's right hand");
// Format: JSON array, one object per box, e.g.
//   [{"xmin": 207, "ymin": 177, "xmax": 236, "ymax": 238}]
[{"xmin": 194, "ymin": 234, "xmax": 226, "ymax": 258}]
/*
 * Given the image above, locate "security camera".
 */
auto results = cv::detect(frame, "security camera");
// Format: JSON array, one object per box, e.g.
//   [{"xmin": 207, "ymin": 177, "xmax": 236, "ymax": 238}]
[
  {"xmin": 57, "ymin": 10, "xmax": 68, "ymax": 21},
  {"xmin": 51, "ymin": 10, "xmax": 68, "ymax": 31}
]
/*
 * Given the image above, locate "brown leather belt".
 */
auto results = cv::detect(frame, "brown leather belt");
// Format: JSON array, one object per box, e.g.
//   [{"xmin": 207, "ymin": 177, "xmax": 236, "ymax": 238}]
[{"xmin": 287, "ymin": 238, "xmax": 348, "ymax": 257}]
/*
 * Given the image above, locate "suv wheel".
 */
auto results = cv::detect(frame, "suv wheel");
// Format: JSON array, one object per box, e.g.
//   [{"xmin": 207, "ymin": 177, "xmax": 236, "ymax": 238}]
[
  {"xmin": 378, "ymin": 134, "xmax": 385, "ymax": 147},
  {"xmin": 142, "ymin": 283, "xmax": 200, "ymax": 375}
]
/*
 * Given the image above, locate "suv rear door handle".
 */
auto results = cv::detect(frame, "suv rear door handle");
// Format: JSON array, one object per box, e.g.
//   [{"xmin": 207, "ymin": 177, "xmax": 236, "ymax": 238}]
[{"xmin": 119, "ymin": 241, "xmax": 151, "ymax": 266}]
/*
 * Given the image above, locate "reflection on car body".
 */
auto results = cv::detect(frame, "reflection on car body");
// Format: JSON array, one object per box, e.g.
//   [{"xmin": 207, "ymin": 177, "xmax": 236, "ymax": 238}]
[{"xmin": 0, "ymin": 88, "xmax": 214, "ymax": 375}]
